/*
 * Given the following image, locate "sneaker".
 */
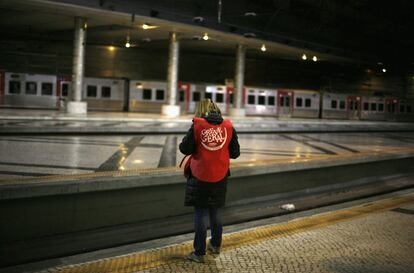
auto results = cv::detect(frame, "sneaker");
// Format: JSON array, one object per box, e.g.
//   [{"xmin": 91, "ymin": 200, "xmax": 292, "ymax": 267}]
[
  {"xmin": 207, "ymin": 240, "xmax": 220, "ymax": 254},
  {"xmin": 186, "ymin": 252, "xmax": 205, "ymax": 263}
]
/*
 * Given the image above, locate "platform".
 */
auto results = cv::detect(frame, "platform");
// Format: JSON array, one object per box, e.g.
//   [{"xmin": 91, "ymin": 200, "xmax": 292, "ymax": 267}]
[
  {"xmin": 1, "ymin": 131, "xmax": 414, "ymax": 179},
  {"xmin": 3, "ymin": 189, "xmax": 414, "ymax": 273},
  {"xmin": 1, "ymin": 109, "xmax": 414, "ymax": 134}
]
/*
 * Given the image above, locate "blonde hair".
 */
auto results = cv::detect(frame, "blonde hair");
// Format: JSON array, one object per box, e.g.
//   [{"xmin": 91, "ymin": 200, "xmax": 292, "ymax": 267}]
[{"xmin": 194, "ymin": 99, "xmax": 222, "ymax": 118}]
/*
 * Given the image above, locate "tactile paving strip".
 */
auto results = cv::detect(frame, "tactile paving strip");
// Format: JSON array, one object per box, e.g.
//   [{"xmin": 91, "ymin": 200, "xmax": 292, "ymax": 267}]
[{"xmin": 41, "ymin": 192, "xmax": 414, "ymax": 273}]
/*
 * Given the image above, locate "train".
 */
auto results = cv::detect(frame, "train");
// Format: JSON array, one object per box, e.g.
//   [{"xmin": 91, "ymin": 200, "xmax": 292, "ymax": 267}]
[{"xmin": 1, "ymin": 70, "xmax": 413, "ymax": 121}]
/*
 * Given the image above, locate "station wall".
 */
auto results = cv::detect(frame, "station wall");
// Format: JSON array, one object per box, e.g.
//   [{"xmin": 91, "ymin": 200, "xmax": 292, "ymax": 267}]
[{"xmin": 0, "ymin": 40, "xmax": 409, "ymax": 97}]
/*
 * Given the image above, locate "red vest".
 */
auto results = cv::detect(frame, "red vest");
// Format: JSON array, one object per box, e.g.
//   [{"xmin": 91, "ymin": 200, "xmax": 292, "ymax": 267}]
[{"xmin": 190, "ymin": 117, "xmax": 233, "ymax": 182}]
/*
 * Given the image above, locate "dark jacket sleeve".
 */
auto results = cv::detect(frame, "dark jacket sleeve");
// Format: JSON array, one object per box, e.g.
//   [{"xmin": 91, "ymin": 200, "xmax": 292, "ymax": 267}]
[
  {"xmin": 179, "ymin": 124, "xmax": 195, "ymax": 155},
  {"xmin": 229, "ymin": 127, "xmax": 240, "ymax": 159}
]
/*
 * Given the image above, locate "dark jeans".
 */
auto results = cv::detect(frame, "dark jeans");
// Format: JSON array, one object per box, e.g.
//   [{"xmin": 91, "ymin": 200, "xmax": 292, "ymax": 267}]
[{"xmin": 193, "ymin": 207, "xmax": 222, "ymax": 256}]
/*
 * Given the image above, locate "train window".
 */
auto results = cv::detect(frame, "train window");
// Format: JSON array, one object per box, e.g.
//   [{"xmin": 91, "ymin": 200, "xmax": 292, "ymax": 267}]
[
  {"xmin": 331, "ymin": 100, "xmax": 337, "ymax": 109},
  {"xmin": 156, "ymin": 89, "xmax": 165, "ymax": 101},
  {"xmin": 340, "ymin": 100, "xmax": 345, "ymax": 109},
  {"xmin": 25, "ymin": 82, "xmax": 37, "ymax": 95},
  {"xmin": 62, "ymin": 83, "xmax": 69, "ymax": 97},
  {"xmin": 41, "ymin": 83, "xmax": 53, "ymax": 96},
  {"xmin": 258, "ymin": 96, "xmax": 265, "ymax": 105},
  {"xmin": 9, "ymin": 81, "xmax": 21, "ymax": 94},
  {"xmin": 268, "ymin": 96, "xmax": 275, "ymax": 106},
  {"xmin": 205, "ymin": 92, "xmax": 212, "ymax": 100},
  {"xmin": 400, "ymin": 104, "xmax": 405, "ymax": 113},
  {"xmin": 296, "ymin": 98, "xmax": 303, "ymax": 107},
  {"xmin": 378, "ymin": 103, "xmax": 384, "ymax": 112},
  {"xmin": 363, "ymin": 102, "xmax": 369, "ymax": 111},
  {"xmin": 407, "ymin": 105, "xmax": 412, "ymax": 113},
  {"xmin": 179, "ymin": 90, "xmax": 185, "ymax": 102},
  {"xmin": 229, "ymin": 93, "xmax": 234, "ymax": 104},
  {"xmin": 101, "ymin": 86, "xmax": 111, "ymax": 98},
  {"xmin": 216, "ymin": 93, "xmax": 224, "ymax": 103},
  {"xmin": 193, "ymin": 91, "xmax": 200, "ymax": 102},
  {"xmin": 371, "ymin": 103, "xmax": 377, "ymax": 111},
  {"xmin": 248, "ymin": 95, "xmax": 255, "ymax": 105},
  {"xmin": 87, "ymin": 85, "xmax": 97, "ymax": 97},
  {"xmin": 305, "ymin": 98, "xmax": 311, "ymax": 107},
  {"xmin": 143, "ymin": 88, "xmax": 152, "ymax": 100}
]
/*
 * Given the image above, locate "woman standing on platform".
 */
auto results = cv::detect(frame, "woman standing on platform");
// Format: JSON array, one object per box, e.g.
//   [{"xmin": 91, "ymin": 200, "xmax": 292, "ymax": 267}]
[{"xmin": 179, "ymin": 99, "xmax": 240, "ymax": 263}]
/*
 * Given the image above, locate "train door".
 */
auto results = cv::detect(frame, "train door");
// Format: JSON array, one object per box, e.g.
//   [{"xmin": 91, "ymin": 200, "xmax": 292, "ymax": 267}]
[
  {"xmin": 57, "ymin": 76, "xmax": 71, "ymax": 109},
  {"xmin": 277, "ymin": 90, "xmax": 293, "ymax": 117},
  {"xmin": 206, "ymin": 85, "xmax": 227, "ymax": 114},
  {"xmin": 226, "ymin": 86, "xmax": 234, "ymax": 113},
  {"xmin": 225, "ymin": 86, "xmax": 245, "ymax": 113},
  {"xmin": 347, "ymin": 96, "xmax": 361, "ymax": 120},
  {"xmin": 385, "ymin": 98, "xmax": 398, "ymax": 120},
  {"xmin": 178, "ymin": 83, "xmax": 190, "ymax": 113}
]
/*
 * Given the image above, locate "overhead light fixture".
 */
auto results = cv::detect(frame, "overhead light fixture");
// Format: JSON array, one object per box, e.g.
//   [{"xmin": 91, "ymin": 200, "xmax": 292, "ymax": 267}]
[
  {"xmin": 142, "ymin": 23, "xmax": 158, "ymax": 30},
  {"xmin": 192, "ymin": 16, "xmax": 205, "ymax": 23},
  {"xmin": 312, "ymin": 56, "xmax": 318, "ymax": 62},
  {"xmin": 260, "ymin": 44, "xmax": 266, "ymax": 52},
  {"xmin": 382, "ymin": 68, "xmax": 387, "ymax": 73},
  {"xmin": 302, "ymin": 54, "xmax": 307, "ymax": 60},
  {"xmin": 244, "ymin": 12, "xmax": 257, "ymax": 16},
  {"xmin": 108, "ymin": 46, "xmax": 115, "ymax": 51},
  {"xmin": 125, "ymin": 34, "xmax": 131, "ymax": 48},
  {"xmin": 243, "ymin": 32, "xmax": 256, "ymax": 38},
  {"xmin": 203, "ymin": 33, "xmax": 209, "ymax": 41}
]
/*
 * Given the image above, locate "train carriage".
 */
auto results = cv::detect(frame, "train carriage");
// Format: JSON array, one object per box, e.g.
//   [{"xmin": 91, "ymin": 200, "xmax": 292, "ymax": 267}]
[
  {"xmin": 360, "ymin": 96, "xmax": 386, "ymax": 121},
  {"xmin": 291, "ymin": 90, "xmax": 320, "ymax": 118},
  {"xmin": 129, "ymin": 80, "xmax": 167, "ymax": 113},
  {"xmin": 0, "ymin": 69, "xmax": 413, "ymax": 122},
  {"xmin": 82, "ymin": 77, "xmax": 125, "ymax": 111},
  {"xmin": 321, "ymin": 93, "xmax": 348, "ymax": 119},
  {"xmin": 2, "ymin": 71, "xmax": 59, "ymax": 109},
  {"xmin": 244, "ymin": 87, "xmax": 277, "ymax": 116}
]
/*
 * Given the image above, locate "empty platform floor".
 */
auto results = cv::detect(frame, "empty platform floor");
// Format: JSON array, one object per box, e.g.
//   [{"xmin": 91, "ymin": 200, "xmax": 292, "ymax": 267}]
[{"xmin": 1, "ymin": 132, "xmax": 414, "ymax": 179}]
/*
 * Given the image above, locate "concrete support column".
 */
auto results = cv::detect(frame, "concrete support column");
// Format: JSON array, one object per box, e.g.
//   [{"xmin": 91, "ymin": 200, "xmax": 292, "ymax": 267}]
[
  {"xmin": 162, "ymin": 32, "xmax": 181, "ymax": 117},
  {"xmin": 67, "ymin": 17, "xmax": 87, "ymax": 114},
  {"xmin": 229, "ymin": 44, "xmax": 246, "ymax": 117}
]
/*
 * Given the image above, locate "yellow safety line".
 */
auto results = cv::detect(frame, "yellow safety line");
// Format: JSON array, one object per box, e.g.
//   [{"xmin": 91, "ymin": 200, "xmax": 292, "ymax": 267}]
[{"xmin": 46, "ymin": 192, "xmax": 414, "ymax": 273}]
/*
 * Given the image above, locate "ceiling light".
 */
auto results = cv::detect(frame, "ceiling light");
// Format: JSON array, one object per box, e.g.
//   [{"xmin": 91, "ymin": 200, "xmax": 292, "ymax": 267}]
[
  {"xmin": 302, "ymin": 54, "xmax": 307, "ymax": 60},
  {"xmin": 203, "ymin": 33, "xmax": 209, "ymax": 41},
  {"xmin": 142, "ymin": 23, "xmax": 157, "ymax": 30},
  {"xmin": 312, "ymin": 56, "xmax": 318, "ymax": 62},
  {"xmin": 243, "ymin": 32, "xmax": 256, "ymax": 38},
  {"xmin": 382, "ymin": 68, "xmax": 387, "ymax": 73},
  {"xmin": 108, "ymin": 46, "xmax": 115, "ymax": 51},
  {"xmin": 260, "ymin": 44, "xmax": 266, "ymax": 52},
  {"xmin": 125, "ymin": 35, "xmax": 131, "ymax": 48},
  {"xmin": 192, "ymin": 16, "xmax": 205, "ymax": 23},
  {"xmin": 244, "ymin": 12, "xmax": 257, "ymax": 16}
]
